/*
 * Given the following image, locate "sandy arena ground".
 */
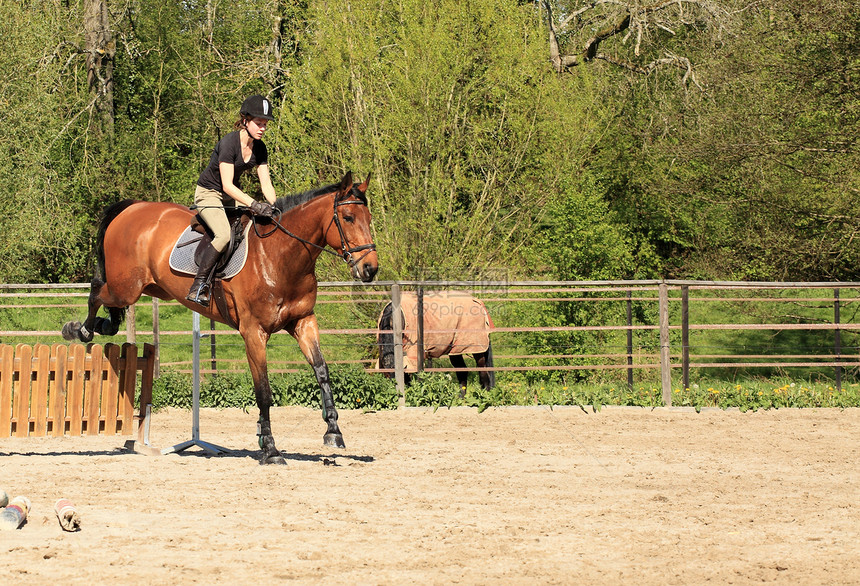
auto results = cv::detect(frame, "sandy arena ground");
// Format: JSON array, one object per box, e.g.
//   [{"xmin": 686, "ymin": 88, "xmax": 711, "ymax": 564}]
[{"xmin": 1, "ymin": 405, "xmax": 859, "ymax": 584}]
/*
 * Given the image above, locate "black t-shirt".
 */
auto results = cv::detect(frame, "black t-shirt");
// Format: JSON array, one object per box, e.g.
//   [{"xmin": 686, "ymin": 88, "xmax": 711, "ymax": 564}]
[{"xmin": 197, "ymin": 130, "xmax": 268, "ymax": 194}]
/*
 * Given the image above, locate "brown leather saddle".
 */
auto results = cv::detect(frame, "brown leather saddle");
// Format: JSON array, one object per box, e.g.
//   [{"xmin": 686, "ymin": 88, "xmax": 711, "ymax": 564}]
[
  {"xmin": 183, "ymin": 208, "xmax": 254, "ymax": 329},
  {"xmin": 189, "ymin": 208, "xmax": 253, "ymax": 277}
]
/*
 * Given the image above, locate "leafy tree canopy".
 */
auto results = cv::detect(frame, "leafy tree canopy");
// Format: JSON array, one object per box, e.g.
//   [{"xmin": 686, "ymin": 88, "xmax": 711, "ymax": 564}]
[{"xmin": 0, "ymin": 0, "xmax": 856, "ymax": 284}]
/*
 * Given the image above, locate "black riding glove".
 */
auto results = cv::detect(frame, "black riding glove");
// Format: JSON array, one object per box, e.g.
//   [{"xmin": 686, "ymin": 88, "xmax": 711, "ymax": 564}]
[{"xmin": 249, "ymin": 201, "xmax": 274, "ymax": 217}]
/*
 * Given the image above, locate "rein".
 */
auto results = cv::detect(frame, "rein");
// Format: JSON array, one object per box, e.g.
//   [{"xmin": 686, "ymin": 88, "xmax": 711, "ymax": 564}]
[{"xmin": 252, "ymin": 188, "xmax": 376, "ymax": 268}]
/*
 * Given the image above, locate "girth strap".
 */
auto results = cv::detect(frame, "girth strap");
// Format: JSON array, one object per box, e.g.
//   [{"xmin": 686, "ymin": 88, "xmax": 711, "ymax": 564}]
[{"xmin": 211, "ymin": 280, "xmax": 239, "ymax": 330}]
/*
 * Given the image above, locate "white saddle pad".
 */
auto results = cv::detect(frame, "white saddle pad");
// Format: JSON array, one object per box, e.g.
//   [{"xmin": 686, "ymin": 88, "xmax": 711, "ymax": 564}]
[{"xmin": 168, "ymin": 224, "xmax": 252, "ymax": 279}]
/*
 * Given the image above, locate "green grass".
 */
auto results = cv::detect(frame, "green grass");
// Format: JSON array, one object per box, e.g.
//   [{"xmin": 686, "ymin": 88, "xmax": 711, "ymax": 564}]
[{"xmin": 405, "ymin": 373, "xmax": 860, "ymax": 412}]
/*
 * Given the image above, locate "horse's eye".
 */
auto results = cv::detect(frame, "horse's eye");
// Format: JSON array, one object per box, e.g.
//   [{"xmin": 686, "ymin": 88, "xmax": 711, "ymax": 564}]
[{"xmin": 343, "ymin": 215, "xmax": 355, "ymax": 223}]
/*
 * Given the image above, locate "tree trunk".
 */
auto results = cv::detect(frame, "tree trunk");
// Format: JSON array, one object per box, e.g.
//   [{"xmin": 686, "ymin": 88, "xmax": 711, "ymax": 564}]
[{"xmin": 84, "ymin": 0, "xmax": 115, "ymax": 133}]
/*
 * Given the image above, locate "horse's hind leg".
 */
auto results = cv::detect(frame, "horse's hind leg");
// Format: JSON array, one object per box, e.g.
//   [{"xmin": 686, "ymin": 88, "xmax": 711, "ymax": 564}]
[
  {"xmin": 476, "ymin": 342, "xmax": 495, "ymax": 390},
  {"xmin": 62, "ymin": 278, "xmax": 105, "ymax": 342},
  {"xmin": 475, "ymin": 351, "xmax": 493, "ymax": 391},
  {"xmin": 87, "ymin": 279, "xmax": 129, "ymax": 335},
  {"xmin": 449, "ymin": 354, "xmax": 468, "ymax": 398},
  {"xmin": 61, "ymin": 278, "xmax": 127, "ymax": 342}
]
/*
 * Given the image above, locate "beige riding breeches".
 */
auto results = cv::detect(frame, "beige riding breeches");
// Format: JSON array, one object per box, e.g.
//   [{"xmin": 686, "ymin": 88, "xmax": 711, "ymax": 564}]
[{"xmin": 194, "ymin": 185, "xmax": 233, "ymax": 252}]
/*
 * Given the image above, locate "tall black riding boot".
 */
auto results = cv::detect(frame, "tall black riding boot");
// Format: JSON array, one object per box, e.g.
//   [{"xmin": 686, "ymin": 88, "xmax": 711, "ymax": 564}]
[{"xmin": 186, "ymin": 243, "xmax": 222, "ymax": 307}]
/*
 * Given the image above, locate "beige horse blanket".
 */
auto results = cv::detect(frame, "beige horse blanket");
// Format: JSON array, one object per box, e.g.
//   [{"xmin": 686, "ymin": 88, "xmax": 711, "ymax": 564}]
[{"xmin": 379, "ymin": 291, "xmax": 495, "ymax": 373}]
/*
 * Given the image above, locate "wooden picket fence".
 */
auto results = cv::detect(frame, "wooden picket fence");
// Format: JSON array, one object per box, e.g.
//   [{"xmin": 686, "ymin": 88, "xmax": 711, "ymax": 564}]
[{"xmin": 0, "ymin": 342, "xmax": 155, "ymax": 439}]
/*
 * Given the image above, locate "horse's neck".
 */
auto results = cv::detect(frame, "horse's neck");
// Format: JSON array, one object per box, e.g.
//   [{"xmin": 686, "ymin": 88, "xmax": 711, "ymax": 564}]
[
  {"xmin": 279, "ymin": 192, "xmax": 333, "ymax": 244},
  {"xmin": 250, "ymin": 193, "xmax": 333, "ymax": 274}
]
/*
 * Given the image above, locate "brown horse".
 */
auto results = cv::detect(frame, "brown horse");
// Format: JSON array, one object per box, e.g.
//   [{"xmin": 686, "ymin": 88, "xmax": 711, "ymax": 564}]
[
  {"xmin": 377, "ymin": 291, "xmax": 495, "ymax": 396},
  {"xmin": 62, "ymin": 171, "xmax": 378, "ymax": 464}
]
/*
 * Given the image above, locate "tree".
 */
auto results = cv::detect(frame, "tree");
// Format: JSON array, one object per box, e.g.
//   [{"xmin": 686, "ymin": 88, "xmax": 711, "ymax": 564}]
[
  {"xmin": 605, "ymin": 0, "xmax": 860, "ymax": 280},
  {"xmin": 273, "ymin": 0, "xmax": 606, "ymax": 281},
  {"xmin": 84, "ymin": 0, "xmax": 115, "ymax": 133},
  {"xmin": 2, "ymin": 0, "xmax": 855, "ymax": 287},
  {"xmin": 541, "ymin": 0, "xmax": 728, "ymax": 84},
  {"xmin": 540, "ymin": 0, "xmax": 859, "ymax": 281},
  {"xmin": 0, "ymin": 0, "xmax": 94, "ymax": 282}
]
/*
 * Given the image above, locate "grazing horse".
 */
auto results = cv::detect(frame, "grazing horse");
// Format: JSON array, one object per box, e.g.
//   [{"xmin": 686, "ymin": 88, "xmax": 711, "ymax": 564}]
[
  {"xmin": 62, "ymin": 171, "xmax": 378, "ymax": 464},
  {"xmin": 377, "ymin": 291, "xmax": 495, "ymax": 396}
]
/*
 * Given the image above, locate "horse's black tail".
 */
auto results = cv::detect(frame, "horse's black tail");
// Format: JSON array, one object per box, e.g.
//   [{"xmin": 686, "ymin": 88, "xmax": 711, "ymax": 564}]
[
  {"xmin": 95, "ymin": 199, "xmax": 137, "ymax": 281},
  {"xmin": 486, "ymin": 340, "xmax": 495, "ymax": 389},
  {"xmin": 93, "ymin": 200, "xmax": 137, "ymax": 328},
  {"xmin": 378, "ymin": 302, "xmax": 395, "ymax": 376}
]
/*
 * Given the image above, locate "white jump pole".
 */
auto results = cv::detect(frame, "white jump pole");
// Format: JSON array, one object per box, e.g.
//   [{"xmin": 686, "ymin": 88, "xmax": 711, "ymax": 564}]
[{"xmin": 162, "ymin": 311, "xmax": 230, "ymax": 455}]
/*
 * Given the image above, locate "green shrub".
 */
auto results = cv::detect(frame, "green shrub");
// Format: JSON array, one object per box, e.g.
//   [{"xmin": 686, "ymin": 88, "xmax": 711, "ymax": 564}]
[
  {"xmin": 330, "ymin": 365, "xmax": 399, "ymax": 410},
  {"xmin": 270, "ymin": 370, "xmax": 320, "ymax": 408},
  {"xmin": 152, "ymin": 371, "xmax": 255, "ymax": 410},
  {"xmin": 151, "ymin": 365, "xmax": 397, "ymax": 411},
  {"xmin": 202, "ymin": 372, "xmax": 255, "ymax": 409},
  {"xmin": 149, "ymin": 367, "xmax": 860, "ymax": 412},
  {"xmin": 151, "ymin": 370, "xmax": 193, "ymax": 410},
  {"xmin": 276, "ymin": 364, "xmax": 398, "ymax": 410},
  {"xmin": 405, "ymin": 372, "xmax": 463, "ymax": 408}
]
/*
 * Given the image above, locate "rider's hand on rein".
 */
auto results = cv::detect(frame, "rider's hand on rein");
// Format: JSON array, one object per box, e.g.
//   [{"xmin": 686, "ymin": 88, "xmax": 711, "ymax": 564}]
[{"xmin": 249, "ymin": 201, "xmax": 275, "ymax": 217}]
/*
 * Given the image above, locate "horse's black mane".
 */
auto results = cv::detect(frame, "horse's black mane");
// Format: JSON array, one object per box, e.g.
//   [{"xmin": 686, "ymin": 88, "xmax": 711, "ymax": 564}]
[{"xmin": 274, "ymin": 181, "xmax": 367, "ymax": 213}]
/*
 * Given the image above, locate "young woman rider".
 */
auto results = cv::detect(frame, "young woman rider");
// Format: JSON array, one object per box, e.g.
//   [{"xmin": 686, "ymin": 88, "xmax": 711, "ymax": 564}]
[{"xmin": 187, "ymin": 94, "xmax": 278, "ymax": 307}]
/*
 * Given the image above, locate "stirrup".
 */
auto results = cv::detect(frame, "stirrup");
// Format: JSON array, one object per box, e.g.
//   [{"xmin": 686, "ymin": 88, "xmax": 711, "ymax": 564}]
[{"xmin": 186, "ymin": 282, "xmax": 210, "ymax": 307}]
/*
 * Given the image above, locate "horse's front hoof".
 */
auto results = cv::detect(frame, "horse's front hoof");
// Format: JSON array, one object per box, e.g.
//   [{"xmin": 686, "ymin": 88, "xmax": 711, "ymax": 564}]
[
  {"xmin": 324, "ymin": 433, "xmax": 345, "ymax": 449},
  {"xmin": 260, "ymin": 451, "xmax": 287, "ymax": 465}
]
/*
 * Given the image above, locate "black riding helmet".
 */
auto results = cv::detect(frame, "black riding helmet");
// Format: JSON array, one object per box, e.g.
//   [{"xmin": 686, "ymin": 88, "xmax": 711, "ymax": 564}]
[{"xmin": 240, "ymin": 95, "xmax": 275, "ymax": 121}]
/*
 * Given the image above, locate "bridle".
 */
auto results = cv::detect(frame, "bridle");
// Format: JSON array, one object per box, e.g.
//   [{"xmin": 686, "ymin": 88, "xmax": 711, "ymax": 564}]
[
  {"xmin": 331, "ymin": 186, "xmax": 377, "ymax": 268},
  {"xmin": 255, "ymin": 185, "xmax": 376, "ymax": 269}
]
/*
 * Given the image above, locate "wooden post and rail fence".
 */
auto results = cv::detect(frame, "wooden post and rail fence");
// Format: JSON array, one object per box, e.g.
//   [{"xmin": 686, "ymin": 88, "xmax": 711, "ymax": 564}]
[{"xmin": 1, "ymin": 280, "xmax": 859, "ymax": 408}]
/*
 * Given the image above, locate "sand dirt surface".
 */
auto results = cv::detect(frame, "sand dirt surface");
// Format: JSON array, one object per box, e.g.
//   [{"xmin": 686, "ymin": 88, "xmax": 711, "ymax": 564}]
[{"xmin": 1, "ymin": 406, "xmax": 859, "ymax": 585}]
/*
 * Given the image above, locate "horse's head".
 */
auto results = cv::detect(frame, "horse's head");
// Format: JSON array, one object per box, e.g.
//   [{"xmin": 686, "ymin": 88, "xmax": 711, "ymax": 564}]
[{"xmin": 328, "ymin": 171, "xmax": 379, "ymax": 282}]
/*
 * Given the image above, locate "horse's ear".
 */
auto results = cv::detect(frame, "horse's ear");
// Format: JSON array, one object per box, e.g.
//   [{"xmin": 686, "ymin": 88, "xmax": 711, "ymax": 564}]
[
  {"xmin": 358, "ymin": 172, "xmax": 371, "ymax": 192},
  {"xmin": 340, "ymin": 170, "xmax": 353, "ymax": 194}
]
